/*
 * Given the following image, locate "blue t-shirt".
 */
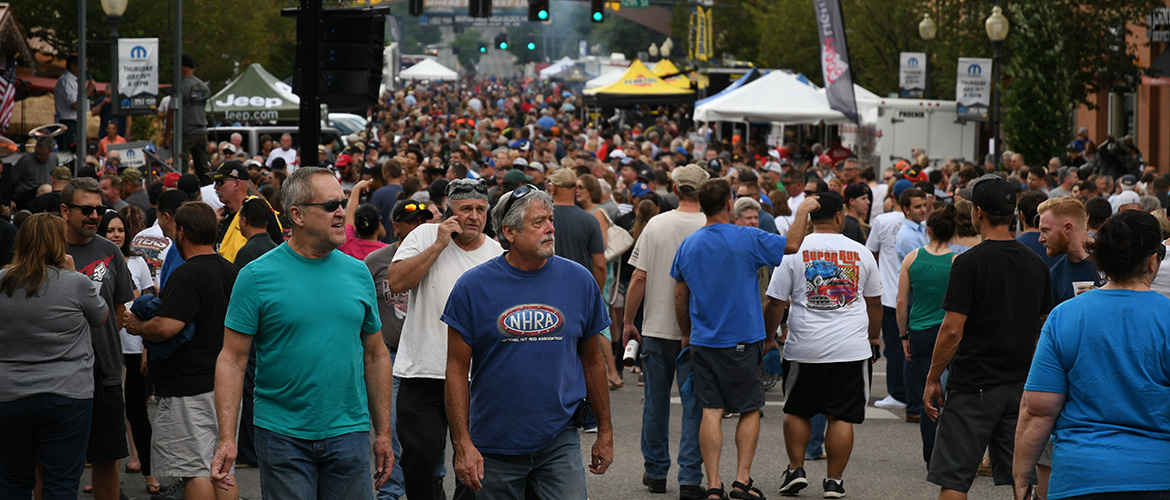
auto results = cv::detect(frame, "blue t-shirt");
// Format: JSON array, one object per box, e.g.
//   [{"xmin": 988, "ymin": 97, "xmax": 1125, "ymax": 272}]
[
  {"xmin": 1016, "ymin": 231, "xmax": 1060, "ymax": 269},
  {"xmin": 671, "ymin": 224, "xmax": 787, "ymax": 348},
  {"xmin": 758, "ymin": 210, "xmax": 778, "ymax": 234},
  {"xmin": 441, "ymin": 255, "xmax": 609, "ymax": 455},
  {"xmin": 158, "ymin": 244, "xmax": 186, "ymax": 289},
  {"xmin": 224, "ymin": 243, "xmax": 381, "ymax": 440},
  {"xmin": 1025, "ymin": 289, "xmax": 1170, "ymax": 499},
  {"xmin": 370, "ymin": 184, "xmax": 404, "ymax": 244},
  {"xmin": 1048, "ymin": 255, "xmax": 1104, "ymax": 305}
]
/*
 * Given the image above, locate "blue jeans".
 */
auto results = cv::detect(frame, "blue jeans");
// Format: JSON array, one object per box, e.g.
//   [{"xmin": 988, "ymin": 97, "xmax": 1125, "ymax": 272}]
[
  {"xmin": 376, "ymin": 352, "xmax": 405, "ymax": 500},
  {"xmin": 479, "ymin": 427, "xmax": 587, "ymax": 499},
  {"xmin": 254, "ymin": 427, "xmax": 373, "ymax": 500},
  {"xmin": 882, "ymin": 306, "xmax": 909, "ymax": 406},
  {"xmin": 0, "ymin": 394, "xmax": 93, "ymax": 500},
  {"xmin": 640, "ymin": 336, "xmax": 703, "ymax": 486},
  {"xmin": 903, "ymin": 325, "xmax": 941, "ymax": 464},
  {"xmin": 804, "ymin": 414, "xmax": 827, "ymax": 459}
]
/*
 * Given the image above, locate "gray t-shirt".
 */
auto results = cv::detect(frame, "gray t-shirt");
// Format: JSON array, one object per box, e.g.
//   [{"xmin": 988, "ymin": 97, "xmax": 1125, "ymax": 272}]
[
  {"xmin": 552, "ymin": 204, "xmax": 604, "ymax": 273},
  {"xmin": 364, "ymin": 242, "xmax": 407, "ymax": 351},
  {"xmin": 0, "ymin": 268, "xmax": 107, "ymax": 401},
  {"xmin": 68, "ymin": 236, "xmax": 135, "ymax": 387},
  {"xmin": 179, "ymin": 74, "xmax": 210, "ymax": 135},
  {"xmin": 11, "ymin": 153, "xmax": 56, "ymax": 196}
]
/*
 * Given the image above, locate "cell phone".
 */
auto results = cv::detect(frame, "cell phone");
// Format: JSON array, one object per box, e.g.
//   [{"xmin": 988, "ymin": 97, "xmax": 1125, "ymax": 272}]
[{"xmin": 443, "ymin": 206, "xmax": 453, "ymax": 219}]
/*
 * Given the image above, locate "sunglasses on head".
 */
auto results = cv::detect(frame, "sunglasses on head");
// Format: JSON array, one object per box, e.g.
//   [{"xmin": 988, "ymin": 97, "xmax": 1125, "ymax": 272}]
[
  {"xmin": 302, "ymin": 199, "xmax": 346, "ymax": 212},
  {"xmin": 446, "ymin": 181, "xmax": 488, "ymax": 197},
  {"xmin": 500, "ymin": 184, "xmax": 538, "ymax": 221},
  {"xmin": 68, "ymin": 203, "xmax": 109, "ymax": 216}
]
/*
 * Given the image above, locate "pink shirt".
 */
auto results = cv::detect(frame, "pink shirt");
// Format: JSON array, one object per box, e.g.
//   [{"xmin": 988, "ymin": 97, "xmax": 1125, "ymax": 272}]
[{"xmin": 339, "ymin": 224, "xmax": 386, "ymax": 261}]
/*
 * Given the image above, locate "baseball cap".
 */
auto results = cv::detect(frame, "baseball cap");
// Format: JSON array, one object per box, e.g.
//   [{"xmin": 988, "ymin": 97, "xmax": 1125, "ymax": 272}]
[
  {"xmin": 902, "ymin": 165, "xmax": 928, "ymax": 183},
  {"xmin": 335, "ymin": 153, "xmax": 353, "ymax": 167},
  {"xmin": 1111, "ymin": 190, "xmax": 1142, "ymax": 213},
  {"xmin": 509, "ymin": 139, "xmax": 532, "ymax": 152},
  {"xmin": 1120, "ymin": 174, "xmax": 1138, "ymax": 190},
  {"xmin": 761, "ymin": 161, "xmax": 784, "ymax": 174},
  {"xmin": 51, "ymin": 166, "xmax": 72, "ymax": 181},
  {"xmin": 120, "ymin": 167, "xmax": 142, "ymax": 184},
  {"xmin": 221, "ymin": 143, "xmax": 237, "ymax": 155},
  {"xmin": 317, "ymin": 145, "xmax": 327, "ymax": 154},
  {"xmin": 629, "ymin": 182, "xmax": 650, "ymax": 198},
  {"xmin": 526, "ymin": 161, "xmax": 546, "ymax": 173},
  {"xmin": 957, "ymin": 173, "xmax": 997, "ymax": 202},
  {"xmin": 176, "ymin": 174, "xmax": 201, "ymax": 197},
  {"xmin": 211, "ymin": 161, "xmax": 249, "ymax": 182},
  {"xmin": 971, "ymin": 176, "xmax": 1017, "ymax": 217},
  {"xmin": 163, "ymin": 172, "xmax": 181, "ymax": 189},
  {"xmin": 843, "ymin": 183, "xmax": 870, "ymax": 201},
  {"xmin": 392, "ymin": 200, "xmax": 435, "ymax": 223},
  {"xmin": 607, "ymin": 149, "xmax": 626, "ymax": 160},
  {"xmin": 502, "ymin": 169, "xmax": 532, "ymax": 185},
  {"xmin": 892, "ymin": 178, "xmax": 915, "ymax": 197},
  {"xmin": 512, "ymin": 157, "xmax": 529, "ymax": 168},
  {"xmin": 672, "ymin": 164, "xmax": 711, "ymax": 194},
  {"xmin": 547, "ymin": 168, "xmax": 577, "ymax": 188}
]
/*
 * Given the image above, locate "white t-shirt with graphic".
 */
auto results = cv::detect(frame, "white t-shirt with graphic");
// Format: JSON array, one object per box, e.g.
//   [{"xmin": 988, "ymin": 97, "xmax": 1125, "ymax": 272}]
[{"xmin": 768, "ymin": 233, "xmax": 881, "ymax": 363}]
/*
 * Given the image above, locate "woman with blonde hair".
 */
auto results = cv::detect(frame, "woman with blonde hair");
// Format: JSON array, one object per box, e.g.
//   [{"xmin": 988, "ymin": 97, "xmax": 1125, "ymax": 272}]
[{"xmin": 0, "ymin": 213, "xmax": 108, "ymax": 498}]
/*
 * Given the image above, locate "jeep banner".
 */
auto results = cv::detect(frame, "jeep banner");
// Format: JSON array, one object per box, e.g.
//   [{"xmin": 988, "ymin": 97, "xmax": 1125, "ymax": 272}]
[
  {"xmin": 117, "ymin": 38, "xmax": 159, "ymax": 116},
  {"xmin": 812, "ymin": 0, "xmax": 858, "ymax": 124},
  {"xmin": 899, "ymin": 52, "xmax": 927, "ymax": 99},
  {"xmin": 955, "ymin": 57, "xmax": 992, "ymax": 122}
]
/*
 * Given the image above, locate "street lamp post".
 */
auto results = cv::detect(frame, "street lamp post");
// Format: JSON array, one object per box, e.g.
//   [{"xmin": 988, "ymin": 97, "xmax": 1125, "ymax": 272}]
[
  {"xmin": 985, "ymin": 5, "xmax": 1009, "ymax": 164},
  {"xmin": 918, "ymin": 13, "xmax": 936, "ymax": 99},
  {"xmin": 649, "ymin": 43, "xmax": 659, "ymax": 61},
  {"xmin": 101, "ymin": 0, "xmax": 128, "ymax": 128}
]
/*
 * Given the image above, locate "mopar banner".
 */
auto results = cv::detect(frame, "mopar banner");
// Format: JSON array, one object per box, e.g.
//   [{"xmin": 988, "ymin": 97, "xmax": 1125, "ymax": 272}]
[
  {"xmin": 117, "ymin": 38, "xmax": 159, "ymax": 116},
  {"xmin": 899, "ymin": 52, "xmax": 927, "ymax": 98},
  {"xmin": 812, "ymin": 0, "xmax": 858, "ymax": 123},
  {"xmin": 955, "ymin": 57, "xmax": 992, "ymax": 122}
]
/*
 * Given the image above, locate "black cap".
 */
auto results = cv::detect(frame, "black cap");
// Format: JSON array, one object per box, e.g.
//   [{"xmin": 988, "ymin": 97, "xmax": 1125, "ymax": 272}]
[
  {"xmin": 176, "ymin": 173, "xmax": 201, "ymax": 197},
  {"xmin": 181, "ymin": 54, "xmax": 195, "ymax": 69},
  {"xmin": 211, "ymin": 160, "xmax": 249, "ymax": 182},
  {"xmin": 428, "ymin": 179, "xmax": 450, "ymax": 201},
  {"xmin": 971, "ymin": 176, "xmax": 1016, "ymax": 217},
  {"xmin": 843, "ymin": 183, "xmax": 870, "ymax": 201},
  {"xmin": 392, "ymin": 200, "xmax": 435, "ymax": 223}
]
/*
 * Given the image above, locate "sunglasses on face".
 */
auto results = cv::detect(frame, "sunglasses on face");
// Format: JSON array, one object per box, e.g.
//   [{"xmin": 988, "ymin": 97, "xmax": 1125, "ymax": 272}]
[
  {"xmin": 214, "ymin": 177, "xmax": 240, "ymax": 187},
  {"xmin": 302, "ymin": 199, "xmax": 346, "ymax": 212},
  {"xmin": 68, "ymin": 203, "xmax": 109, "ymax": 216}
]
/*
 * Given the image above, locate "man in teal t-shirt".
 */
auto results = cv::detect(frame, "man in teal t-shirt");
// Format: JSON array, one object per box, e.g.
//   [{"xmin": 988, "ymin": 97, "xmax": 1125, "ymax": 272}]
[{"xmin": 210, "ymin": 167, "xmax": 394, "ymax": 499}]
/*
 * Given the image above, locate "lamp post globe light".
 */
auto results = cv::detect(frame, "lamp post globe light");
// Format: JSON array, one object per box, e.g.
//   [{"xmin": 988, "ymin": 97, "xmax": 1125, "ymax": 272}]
[
  {"xmin": 661, "ymin": 38, "xmax": 673, "ymax": 58},
  {"xmin": 101, "ymin": 0, "xmax": 128, "ymax": 119},
  {"xmin": 986, "ymin": 5, "xmax": 1009, "ymax": 163},
  {"xmin": 649, "ymin": 43, "xmax": 658, "ymax": 59},
  {"xmin": 918, "ymin": 13, "xmax": 936, "ymax": 98}
]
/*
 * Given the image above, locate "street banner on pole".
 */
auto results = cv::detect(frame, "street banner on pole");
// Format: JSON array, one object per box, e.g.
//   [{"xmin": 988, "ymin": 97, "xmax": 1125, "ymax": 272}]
[
  {"xmin": 899, "ymin": 52, "xmax": 926, "ymax": 98},
  {"xmin": 812, "ymin": 0, "xmax": 858, "ymax": 123},
  {"xmin": 955, "ymin": 57, "xmax": 992, "ymax": 122},
  {"xmin": 117, "ymin": 38, "xmax": 159, "ymax": 115},
  {"xmin": 694, "ymin": 6, "xmax": 711, "ymax": 62}
]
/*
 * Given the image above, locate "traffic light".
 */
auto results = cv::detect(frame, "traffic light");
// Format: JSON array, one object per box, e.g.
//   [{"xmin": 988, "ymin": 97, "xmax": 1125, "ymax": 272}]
[
  {"xmin": 310, "ymin": 13, "xmax": 385, "ymax": 111},
  {"xmin": 590, "ymin": 0, "xmax": 604, "ymax": 22},
  {"xmin": 496, "ymin": 32, "xmax": 508, "ymax": 50},
  {"xmin": 409, "ymin": 0, "xmax": 423, "ymax": 16},
  {"xmin": 527, "ymin": 38, "xmax": 536, "ymax": 50},
  {"xmin": 528, "ymin": 0, "xmax": 549, "ymax": 22},
  {"xmin": 478, "ymin": 43, "xmax": 487, "ymax": 53}
]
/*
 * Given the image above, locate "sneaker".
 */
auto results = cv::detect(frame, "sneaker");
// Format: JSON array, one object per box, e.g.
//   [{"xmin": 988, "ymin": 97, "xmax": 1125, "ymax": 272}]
[
  {"xmin": 679, "ymin": 484, "xmax": 706, "ymax": 500},
  {"xmin": 778, "ymin": 467, "xmax": 808, "ymax": 495},
  {"xmin": 873, "ymin": 395, "xmax": 907, "ymax": 409},
  {"xmin": 822, "ymin": 478, "xmax": 845, "ymax": 498},
  {"xmin": 583, "ymin": 425, "xmax": 598, "ymax": 433},
  {"xmin": 643, "ymin": 473, "xmax": 667, "ymax": 494}
]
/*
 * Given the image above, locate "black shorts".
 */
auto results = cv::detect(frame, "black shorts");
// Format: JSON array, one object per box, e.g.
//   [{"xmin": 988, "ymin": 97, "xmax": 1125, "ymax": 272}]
[
  {"xmin": 781, "ymin": 359, "xmax": 870, "ymax": 424},
  {"xmin": 691, "ymin": 341, "xmax": 765, "ymax": 414},
  {"xmin": 87, "ymin": 384, "xmax": 129, "ymax": 462},
  {"xmin": 926, "ymin": 382, "xmax": 1025, "ymax": 493}
]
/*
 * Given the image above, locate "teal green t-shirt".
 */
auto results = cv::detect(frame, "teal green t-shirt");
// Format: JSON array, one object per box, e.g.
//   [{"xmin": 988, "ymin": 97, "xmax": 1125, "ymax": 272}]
[
  {"xmin": 224, "ymin": 243, "xmax": 381, "ymax": 440},
  {"xmin": 907, "ymin": 249, "xmax": 953, "ymax": 331}
]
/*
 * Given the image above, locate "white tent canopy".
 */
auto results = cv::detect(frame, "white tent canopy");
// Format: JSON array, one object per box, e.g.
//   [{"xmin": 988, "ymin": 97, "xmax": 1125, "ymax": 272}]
[
  {"xmin": 584, "ymin": 66, "xmax": 627, "ymax": 90},
  {"xmin": 400, "ymin": 58, "xmax": 458, "ymax": 81},
  {"xmin": 693, "ymin": 71, "xmax": 850, "ymax": 124},
  {"xmin": 540, "ymin": 57, "xmax": 574, "ymax": 79}
]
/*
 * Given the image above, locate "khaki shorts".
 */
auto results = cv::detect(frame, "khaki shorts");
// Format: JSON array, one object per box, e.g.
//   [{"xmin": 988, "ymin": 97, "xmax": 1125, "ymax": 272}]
[{"xmin": 152, "ymin": 391, "xmax": 235, "ymax": 478}]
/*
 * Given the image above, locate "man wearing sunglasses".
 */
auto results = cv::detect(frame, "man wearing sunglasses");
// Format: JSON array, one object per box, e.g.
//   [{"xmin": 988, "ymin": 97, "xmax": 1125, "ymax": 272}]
[
  {"xmin": 385, "ymin": 178, "xmax": 503, "ymax": 500},
  {"xmin": 212, "ymin": 161, "xmax": 283, "ymax": 263},
  {"xmin": 445, "ymin": 185, "xmax": 613, "ymax": 498},
  {"xmin": 61, "ymin": 178, "xmax": 136, "ymax": 500},
  {"xmin": 213, "ymin": 167, "xmax": 394, "ymax": 498}
]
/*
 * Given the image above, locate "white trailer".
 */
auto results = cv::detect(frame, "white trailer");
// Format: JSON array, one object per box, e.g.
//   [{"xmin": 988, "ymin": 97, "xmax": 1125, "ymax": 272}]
[{"xmin": 842, "ymin": 98, "xmax": 980, "ymax": 168}]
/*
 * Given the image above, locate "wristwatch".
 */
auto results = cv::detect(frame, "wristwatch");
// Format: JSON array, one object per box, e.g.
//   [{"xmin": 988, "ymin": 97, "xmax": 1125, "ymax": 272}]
[{"xmin": 899, "ymin": 334, "xmax": 909, "ymax": 340}]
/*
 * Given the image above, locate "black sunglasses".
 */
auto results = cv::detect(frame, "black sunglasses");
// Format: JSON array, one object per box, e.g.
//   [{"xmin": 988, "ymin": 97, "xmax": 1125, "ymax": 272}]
[
  {"xmin": 500, "ymin": 184, "xmax": 538, "ymax": 221},
  {"xmin": 68, "ymin": 203, "xmax": 109, "ymax": 216},
  {"xmin": 446, "ymin": 180, "xmax": 488, "ymax": 197},
  {"xmin": 302, "ymin": 199, "xmax": 346, "ymax": 212}
]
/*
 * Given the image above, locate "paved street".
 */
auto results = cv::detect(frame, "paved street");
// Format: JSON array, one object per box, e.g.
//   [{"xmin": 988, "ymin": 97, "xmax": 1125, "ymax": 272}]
[{"xmin": 86, "ymin": 362, "xmax": 1013, "ymax": 499}]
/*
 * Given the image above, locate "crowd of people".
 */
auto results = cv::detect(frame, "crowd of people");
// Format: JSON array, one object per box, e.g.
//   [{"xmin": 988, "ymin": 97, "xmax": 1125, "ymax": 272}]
[{"xmin": 1, "ymin": 71, "xmax": 1169, "ymax": 500}]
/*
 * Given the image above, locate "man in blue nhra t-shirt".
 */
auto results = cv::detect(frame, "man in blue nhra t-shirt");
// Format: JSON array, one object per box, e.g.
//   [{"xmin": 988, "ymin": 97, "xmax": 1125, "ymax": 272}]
[{"xmin": 442, "ymin": 185, "xmax": 613, "ymax": 500}]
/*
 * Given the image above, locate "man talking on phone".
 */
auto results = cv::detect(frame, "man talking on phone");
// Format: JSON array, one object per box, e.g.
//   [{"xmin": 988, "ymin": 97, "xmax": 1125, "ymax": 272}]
[{"xmin": 384, "ymin": 178, "xmax": 503, "ymax": 499}]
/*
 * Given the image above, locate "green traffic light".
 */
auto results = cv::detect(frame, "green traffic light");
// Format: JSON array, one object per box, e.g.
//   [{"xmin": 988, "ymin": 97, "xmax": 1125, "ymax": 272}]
[
  {"xmin": 499, "ymin": 42, "xmax": 508, "ymax": 49},
  {"xmin": 538, "ymin": 9, "xmax": 548, "ymax": 20},
  {"xmin": 592, "ymin": 11, "xmax": 603, "ymax": 21},
  {"xmin": 527, "ymin": 42, "xmax": 536, "ymax": 50},
  {"xmin": 479, "ymin": 46, "xmax": 486, "ymax": 53}
]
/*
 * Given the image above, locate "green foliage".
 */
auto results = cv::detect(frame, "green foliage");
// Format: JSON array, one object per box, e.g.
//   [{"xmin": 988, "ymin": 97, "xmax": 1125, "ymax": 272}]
[
  {"xmin": 1002, "ymin": 2, "xmax": 1073, "ymax": 165},
  {"xmin": 452, "ymin": 29, "xmax": 485, "ymax": 74},
  {"xmin": 20, "ymin": 0, "xmax": 299, "ymax": 89},
  {"xmin": 505, "ymin": 24, "xmax": 543, "ymax": 66}
]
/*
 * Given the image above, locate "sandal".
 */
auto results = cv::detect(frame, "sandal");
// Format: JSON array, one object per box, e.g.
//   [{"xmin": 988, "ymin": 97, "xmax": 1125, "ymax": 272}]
[
  {"xmin": 730, "ymin": 478, "xmax": 766, "ymax": 499},
  {"xmin": 83, "ymin": 484, "xmax": 93, "ymax": 494},
  {"xmin": 706, "ymin": 486, "xmax": 729, "ymax": 500},
  {"xmin": 146, "ymin": 482, "xmax": 161, "ymax": 495}
]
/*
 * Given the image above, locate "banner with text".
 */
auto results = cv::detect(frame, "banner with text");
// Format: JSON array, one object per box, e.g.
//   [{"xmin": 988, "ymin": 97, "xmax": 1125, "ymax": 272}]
[
  {"xmin": 117, "ymin": 38, "xmax": 159, "ymax": 116},
  {"xmin": 813, "ymin": 0, "xmax": 858, "ymax": 123},
  {"xmin": 899, "ymin": 52, "xmax": 927, "ymax": 98},
  {"xmin": 955, "ymin": 57, "xmax": 991, "ymax": 122}
]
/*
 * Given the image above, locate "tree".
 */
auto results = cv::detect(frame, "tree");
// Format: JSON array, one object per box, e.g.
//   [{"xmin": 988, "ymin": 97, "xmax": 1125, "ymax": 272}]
[
  {"xmin": 505, "ymin": 24, "xmax": 543, "ymax": 66},
  {"xmin": 452, "ymin": 29, "xmax": 485, "ymax": 74},
  {"xmin": 1002, "ymin": 2, "xmax": 1073, "ymax": 166}
]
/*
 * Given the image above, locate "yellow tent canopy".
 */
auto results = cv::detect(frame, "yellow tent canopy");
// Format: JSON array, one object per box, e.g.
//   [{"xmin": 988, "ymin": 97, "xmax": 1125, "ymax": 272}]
[
  {"xmin": 583, "ymin": 60, "xmax": 694, "ymax": 107},
  {"xmin": 651, "ymin": 59, "xmax": 695, "ymax": 90}
]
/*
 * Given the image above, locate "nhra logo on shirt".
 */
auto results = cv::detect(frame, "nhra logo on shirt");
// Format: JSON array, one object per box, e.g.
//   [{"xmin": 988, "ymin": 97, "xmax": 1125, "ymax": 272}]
[{"xmin": 497, "ymin": 304, "xmax": 564, "ymax": 338}]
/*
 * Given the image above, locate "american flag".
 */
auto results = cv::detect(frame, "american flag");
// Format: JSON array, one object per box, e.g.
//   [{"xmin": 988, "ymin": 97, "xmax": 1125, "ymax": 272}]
[{"xmin": 0, "ymin": 61, "xmax": 15, "ymax": 132}]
